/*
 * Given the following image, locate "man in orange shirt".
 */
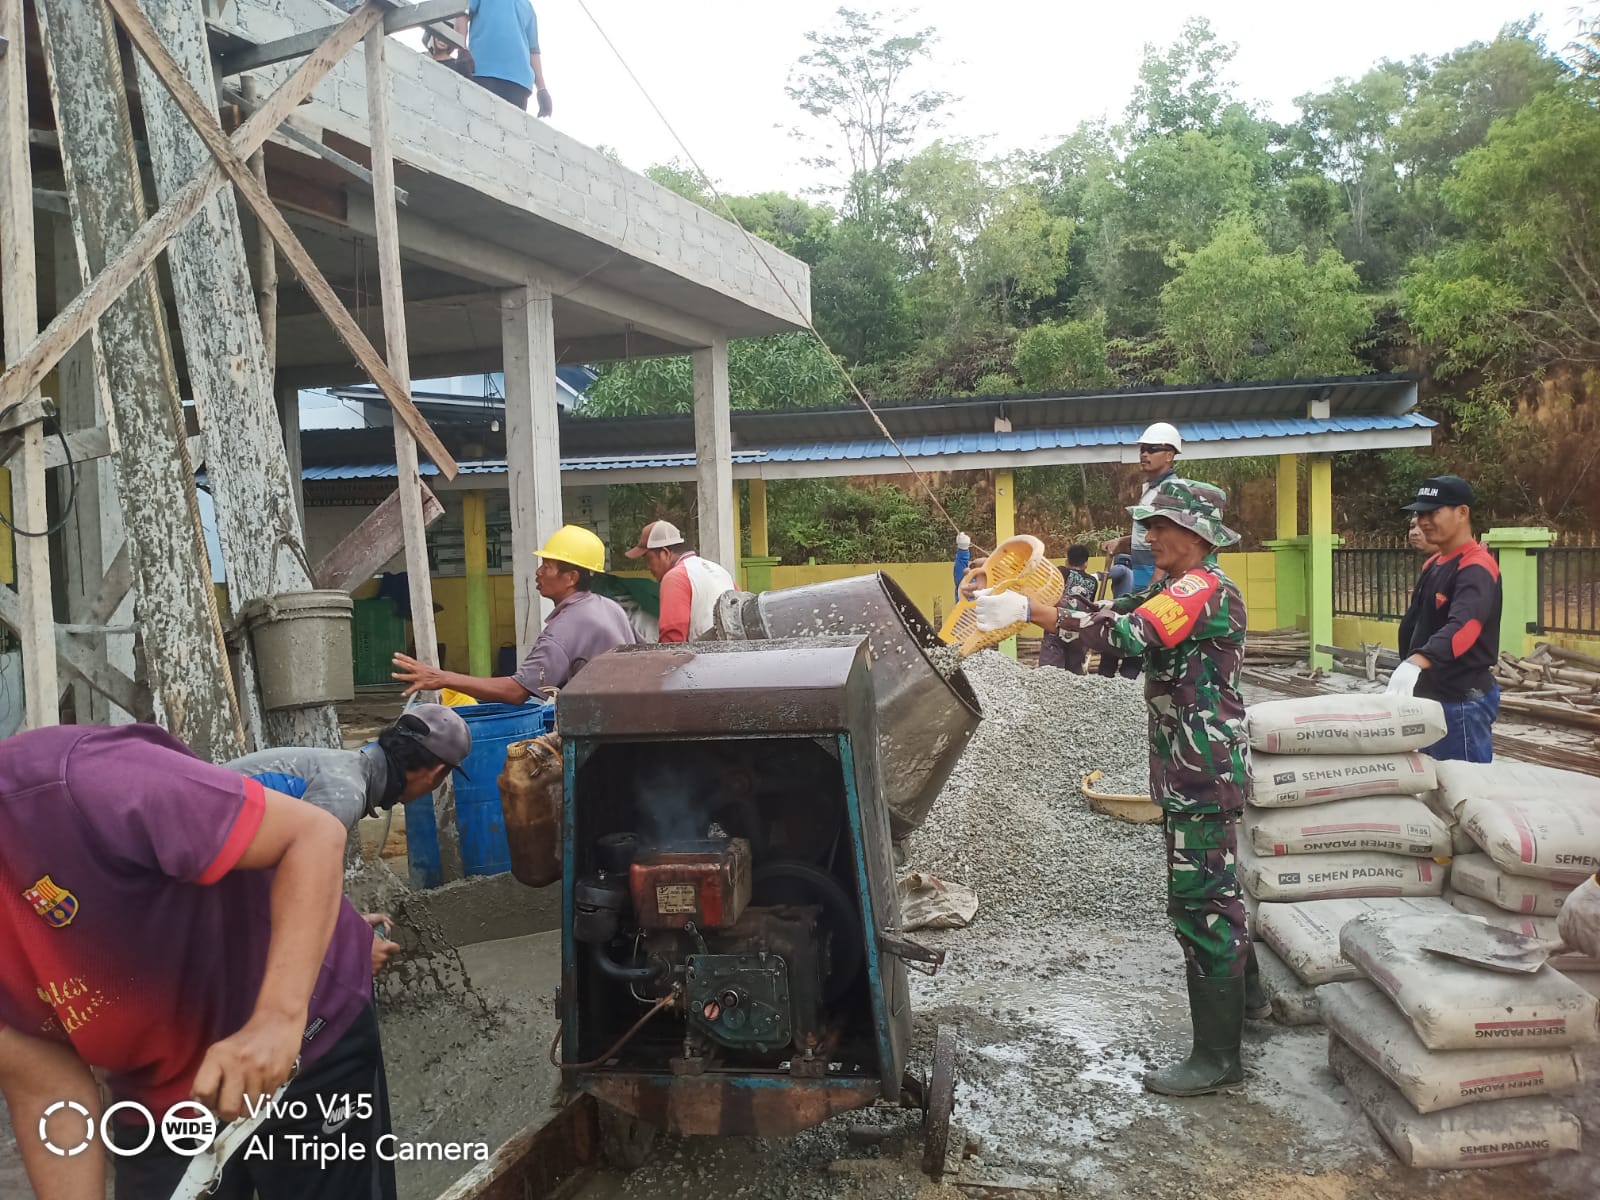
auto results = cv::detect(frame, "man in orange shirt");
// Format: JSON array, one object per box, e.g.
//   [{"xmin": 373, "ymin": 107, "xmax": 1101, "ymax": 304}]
[{"xmin": 624, "ymin": 521, "xmax": 737, "ymax": 643}]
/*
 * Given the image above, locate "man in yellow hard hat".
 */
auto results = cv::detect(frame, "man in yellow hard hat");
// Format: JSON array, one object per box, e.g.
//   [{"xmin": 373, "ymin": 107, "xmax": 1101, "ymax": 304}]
[{"xmin": 392, "ymin": 524, "xmax": 635, "ymax": 699}]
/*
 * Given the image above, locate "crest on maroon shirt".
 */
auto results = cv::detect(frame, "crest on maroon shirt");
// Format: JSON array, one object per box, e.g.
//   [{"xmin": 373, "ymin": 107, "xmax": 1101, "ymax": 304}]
[
  {"xmin": 23, "ymin": 876, "xmax": 78, "ymax": 928},
  {"xmin": 1434, "ymin": 592, "xmax": 1448, "ymax": 608}
]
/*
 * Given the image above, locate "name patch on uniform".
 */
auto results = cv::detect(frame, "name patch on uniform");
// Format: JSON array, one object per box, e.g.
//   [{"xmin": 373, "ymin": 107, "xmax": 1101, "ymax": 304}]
[{"xmin": 24, "ymin": 876, "xmax": 78, "ymax": 928}]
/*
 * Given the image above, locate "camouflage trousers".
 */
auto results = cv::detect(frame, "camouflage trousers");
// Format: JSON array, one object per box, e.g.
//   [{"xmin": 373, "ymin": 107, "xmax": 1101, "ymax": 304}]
[{"xmin": 1163, "ymin": 811, "xmax": 1250, "ymax": 978}]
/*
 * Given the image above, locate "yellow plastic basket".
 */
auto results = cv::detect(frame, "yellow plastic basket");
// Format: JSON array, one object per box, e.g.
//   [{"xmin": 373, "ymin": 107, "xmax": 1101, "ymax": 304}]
[{"xmin": 939, "ymin": 535, "xmax": 1065, "ymax": 656}]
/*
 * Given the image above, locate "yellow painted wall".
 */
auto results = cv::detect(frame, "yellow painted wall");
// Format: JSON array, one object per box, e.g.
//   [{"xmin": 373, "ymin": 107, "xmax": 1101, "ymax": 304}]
[
  {"xmin": 0, "ymin": 467, "xmax": 12, "ymax": 586},
  {"xmin": 1332, "ymin": 616, "xmax": 1401, "ymax": 652}
]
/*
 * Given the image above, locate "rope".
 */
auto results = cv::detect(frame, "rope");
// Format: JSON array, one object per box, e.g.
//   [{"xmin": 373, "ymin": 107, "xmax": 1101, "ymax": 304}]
[{"xmin": 571, "ymin": 0, "xmax": 975, "ymax": 549}]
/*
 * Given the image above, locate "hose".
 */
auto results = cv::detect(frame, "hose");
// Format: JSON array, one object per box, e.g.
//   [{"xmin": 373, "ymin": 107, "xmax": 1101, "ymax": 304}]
[
  {"xmin": 591, "ymin": 941, "xmax": 667, "ymax": 984},
  {"xmin": 548, "ymin": 991, "xmax": 677, "ymax": 1071}
]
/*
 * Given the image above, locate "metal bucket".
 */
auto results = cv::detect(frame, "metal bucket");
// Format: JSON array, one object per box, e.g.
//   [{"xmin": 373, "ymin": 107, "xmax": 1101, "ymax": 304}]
[
  {"xmin": 241, "ymin": 589, "xmax": 355, "ymax": 710},
  {"xmin": 745, "ymin": 573, "xmax": 982, "ymax": 840}
]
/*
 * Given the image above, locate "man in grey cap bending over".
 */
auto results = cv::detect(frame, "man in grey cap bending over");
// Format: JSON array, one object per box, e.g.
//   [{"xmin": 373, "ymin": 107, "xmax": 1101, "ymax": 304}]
[{"xmin": 226, "ymin": 704, "xmax": 473, "ymax": 968}]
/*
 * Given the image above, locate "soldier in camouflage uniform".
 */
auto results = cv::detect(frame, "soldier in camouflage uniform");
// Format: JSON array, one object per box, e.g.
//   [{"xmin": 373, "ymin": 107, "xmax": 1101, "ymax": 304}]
[{"xmin": 974, "ymin": 478, "xmax": 1258, "ymax": 1096}]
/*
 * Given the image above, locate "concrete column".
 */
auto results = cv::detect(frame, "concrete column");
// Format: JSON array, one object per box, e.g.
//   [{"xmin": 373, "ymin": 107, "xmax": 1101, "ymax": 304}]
[
  {"xmin": 1482, "ymin": 527, "xmax": 1553, "ymax": 658},
  {"xmin": 464, "ymin": 491, "xmax": 492, "ymax": 676},
  {"xmin": 503, "ymin": 282, "xmax": 561, "ymax": 657},
  {"xmin": 749, "ymin": 477, "xmax": 769, "ymax": 557},
  {"xmin": 1307, "ymin": 456, "xmax": 1338, "ymax": 670},
  {"xmin": 994, "ymin": 469, "xmax": 1018, "ymax": 659},
  {"xmin": 692, "ymin": 337, "xmax": 735, "ymax": 574},
  {"xmin": 275, "ymin": 384, "xmax": 305, "ymax": 534},
  {"xmin": 1276, "ymin": 453, "xmax": 1299, "ymax": 539}
]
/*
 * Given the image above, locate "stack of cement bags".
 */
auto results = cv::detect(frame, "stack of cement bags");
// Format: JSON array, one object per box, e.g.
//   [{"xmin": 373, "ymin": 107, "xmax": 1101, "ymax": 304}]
[
  {"xmin": 1323, "ymin": 911, "xmax": 1592, "ymax": 1168},
  {"xmin": 1240, "ymin": 695, "xmax": 1453, "ymax": 1023},
  {"xmin": 1431, "ymin": 759, "xmax": 1600, "ymax": 987}
]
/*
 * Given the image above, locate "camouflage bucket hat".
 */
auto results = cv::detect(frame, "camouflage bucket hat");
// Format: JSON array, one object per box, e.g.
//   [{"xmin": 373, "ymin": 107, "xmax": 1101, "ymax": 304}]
[{"xmin": 1128, "ymin": 478, "xmax": 1240, "ymax": 548}]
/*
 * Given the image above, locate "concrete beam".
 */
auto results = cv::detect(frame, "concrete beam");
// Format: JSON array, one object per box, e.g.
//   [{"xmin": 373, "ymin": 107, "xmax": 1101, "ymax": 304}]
[
  {"xmin": 341, "ymin": 196, "xmax": 721, "ymax": 349},
  {"xmin": 214, "ymin": 0, "xmax": 468, "ymax": 76},
  {"xmin": 502, "ymin": 283, "xmax": 561, "ymax": 654}
]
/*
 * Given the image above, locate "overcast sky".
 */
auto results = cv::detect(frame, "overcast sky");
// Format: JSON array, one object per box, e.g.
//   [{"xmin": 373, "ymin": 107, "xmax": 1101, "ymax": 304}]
[{"xmin": 520, "ymin": 1, "xmax": 1586, "ymax": 197}]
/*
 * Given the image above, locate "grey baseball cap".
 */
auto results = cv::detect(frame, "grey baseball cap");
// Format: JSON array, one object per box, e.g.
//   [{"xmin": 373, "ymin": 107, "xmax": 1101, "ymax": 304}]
[{"xmin": 394, "ymin": 703, "xmax": 473, "ymax": 775}]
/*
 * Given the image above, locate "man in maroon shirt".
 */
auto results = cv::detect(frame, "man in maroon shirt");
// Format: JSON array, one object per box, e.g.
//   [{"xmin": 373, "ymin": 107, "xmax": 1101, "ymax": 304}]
[
  {"xmin": 0, "ymin": 724, "xmax": 394, "ymax": 1199},
  {"xmin": 1389, "ymin": 475, "xmax": 1503, "ymax": 762}
]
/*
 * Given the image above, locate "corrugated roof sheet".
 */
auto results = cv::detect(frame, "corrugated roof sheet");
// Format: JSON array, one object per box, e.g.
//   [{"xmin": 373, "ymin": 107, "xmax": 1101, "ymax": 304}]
[{"xmin": 298, "ymin": 413, "xmax": 1432, "ymax": 479}]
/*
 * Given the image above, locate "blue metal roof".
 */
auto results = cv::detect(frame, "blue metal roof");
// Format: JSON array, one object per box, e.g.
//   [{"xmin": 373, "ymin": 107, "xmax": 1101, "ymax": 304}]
[{"xmin": 298, "ymin": 413, "xmax": 1432, "ymax": 480}]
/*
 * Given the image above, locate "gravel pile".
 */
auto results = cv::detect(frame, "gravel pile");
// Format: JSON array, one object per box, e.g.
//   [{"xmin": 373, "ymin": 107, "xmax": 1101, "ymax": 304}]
[{"xmin": 909, "ymin": 651, "xmax": 1165, "ymax": 940}]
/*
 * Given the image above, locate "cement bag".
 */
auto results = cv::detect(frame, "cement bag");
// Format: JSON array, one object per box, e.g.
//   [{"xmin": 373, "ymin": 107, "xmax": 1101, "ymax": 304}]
[
  {"xmin": 1249, "ymin": 752, "xmax": 1437, "ymax": 808},
  {"xmin": 1451, "ymin": 853, "xmax": 1574, "ymax": 917},
  {"xmin": 1252, "ymin": 942, "xmax": 1323, "ymax": 1026},
  {"xmin": 1339, "ymin": 912, "xmax": 1600, "ymax": 1050},
  {"xmin": 1328, "ymin": 1035, "xmax": 1581, "ymax": 1168},
  {"xmin": 1449, "ymin": 894, "xmax": 1600, "ymax": 973},
  {"xmin": 1246, "ymin": 695, "xmax": 1446, "ymax": 756},
  {"xmin": 1460, "ymin": 792, "xmax": 1600, "ymax": 885},
  {"xmin": 1237, "ymin": 842, "xmax": 1447, "ymax": 903},
  {"xmin": 1256, "ymin": 896, "xmax": 1455, "ymax": 985},
  {"xmin": 1247, "ymin": 796, "xmax": 1452, "ymax": 858},
  {"xmin": 1322, "ymin": 980, "xmax": 1585, "ymax": 1113},
  {"xmin": 896, "ymin": 873, "xmax": 979, "ymax": 930},
  {"xmin": 1434, "ymin": 758, "xmax": 1600, "ymax": 815}
]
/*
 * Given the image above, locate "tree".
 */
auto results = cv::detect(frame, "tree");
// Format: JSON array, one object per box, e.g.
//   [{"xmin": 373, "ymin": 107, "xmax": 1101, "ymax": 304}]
[
  {"xmin": 1160, "ymin": 215, "xmax": 1372, "ymax": 382},
  {"xmin": 1128, "ymin": 16, "xmax": 1240, "ymax": 137},
  {"xmin": 812, "ymin": 221, "xmax": 915, "ymax": 365},
  {"xmin": 577, "ymin": 334, "xmax": 845, "ymax": 418},
  {"xmin": 786, "ymin": 7, "xmax": 952, "ymax": 221},
  {"xmin": 1014, "ymin": 312, "xmax": 1112, "ymax": 391},
  {"xmin": 1400, "ymin": 85, "xmax": 1600, "ymax": 378}
]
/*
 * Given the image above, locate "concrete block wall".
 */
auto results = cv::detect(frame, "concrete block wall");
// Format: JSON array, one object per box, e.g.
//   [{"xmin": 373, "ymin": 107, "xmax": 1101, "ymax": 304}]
[{"xmin": 224, "ymin": 0, "xmax": 811, "ymax": 325}]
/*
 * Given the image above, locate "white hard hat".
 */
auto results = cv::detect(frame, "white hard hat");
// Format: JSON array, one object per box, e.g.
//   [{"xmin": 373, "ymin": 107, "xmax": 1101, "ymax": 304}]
[{"xmin": 1136, "ymin": 422, "xmax": 1182, "ymax": 453}]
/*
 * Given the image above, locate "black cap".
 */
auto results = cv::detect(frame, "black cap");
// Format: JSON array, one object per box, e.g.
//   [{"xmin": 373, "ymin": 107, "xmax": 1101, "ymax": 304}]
[{"xmin": 1401, "ymin": 475, "xmax": 1474, "ymax": 512}]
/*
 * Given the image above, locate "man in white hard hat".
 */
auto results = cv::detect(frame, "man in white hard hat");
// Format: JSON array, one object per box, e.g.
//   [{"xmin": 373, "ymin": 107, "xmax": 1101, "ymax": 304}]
[
  {"xmin": 624, "ymin": 520, "xmax": 736, "ymax": 643},
  {"xmin": 1102, "ymin": 423, "xmax": 1183, "ymax": 592}
]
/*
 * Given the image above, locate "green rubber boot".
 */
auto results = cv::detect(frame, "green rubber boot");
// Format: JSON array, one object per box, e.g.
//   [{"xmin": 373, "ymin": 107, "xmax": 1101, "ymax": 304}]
[
  {"xmin": 1244, "ymin": 948, "xmax": 1272, "ymax": 1021},
  {"xmin": 1145, "ymin": 975, "xmax": 1246, "ymax": 1096}
]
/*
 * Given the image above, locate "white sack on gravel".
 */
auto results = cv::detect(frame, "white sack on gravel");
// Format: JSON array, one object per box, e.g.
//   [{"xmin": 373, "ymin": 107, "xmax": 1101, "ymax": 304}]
[
  {"xmin": 1256, "ymin": 897, "xmax": 1454, "ymax": 985},
  {"xmin": 1238, "ymin": 842, "xmax": 1447, "ymax": 902},
  {"xmin": 1450, "ymin": 853, "xmax": 1575, "ymax": 917},
  {"xmin": 1328, "ymin": 1035, "xmax": 1582, "ymax": 1168},
  {"xmin": 1339, "ymin": 912, "xmax": 1600, "ymax": 1050},
  {"xmin": 1448, "ymin": 894, "xmax": 1600, "ymax": 972},
  {"xmin": 1247, "ymin": 796, "xmax": 1452, "ymax": 858},
  {"xmin": 1252, "ymin": 941, "xmax": 1323, "ymax": 1026},
  {"xmin": 1249, "ymin": 752, "xmax": 1436, "ymax": 807},
  {"xmin": 1246, "ymin": 695, "xmax": 1446, "ymax": 756},
  {"xmin": 1321, "ymin": 980, "xmax": 1585, "ymax": 1113}
]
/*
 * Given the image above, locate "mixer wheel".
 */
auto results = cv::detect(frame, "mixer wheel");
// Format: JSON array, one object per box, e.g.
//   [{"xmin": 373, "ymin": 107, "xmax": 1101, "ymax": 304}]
[
  {"xmin": 597, "ymin": 1102, "xmax": 656, "ymax": 1172},
  {"xmin": 920, "ymin": 1024, "xmax": 958, "ymax": 1179}
]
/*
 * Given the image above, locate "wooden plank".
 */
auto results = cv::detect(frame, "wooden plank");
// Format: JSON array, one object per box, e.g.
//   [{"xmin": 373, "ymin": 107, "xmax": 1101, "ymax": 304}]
[
  {"xmin": 502, "ymin": 282, "xmax": 561, "ymax": 654},
  {"xmin": 435, "ymin": 1095, "xmax": 597, "ymax": 1200},
  {"xmin": 0, "ymin": 1, "xmax": 384, "ymax": 422},
  {"xmin": 0, "ymin": 583, "xmax": 151, "ymax": 720},
  {"xmin": 242, "ymin": 75, "xmax": 278, "ymax": 374},
  {"xmin": 214, "ymin": 0, "xmax": 467, "ymax": 76},
  {"xmin": 311, "ymin": 481, "xmax": 445, "ymax": 592},
  {"xmin": 363, "ymin": 24, "xmax": 462, "ymax": 881},
  {"xmin": 104, "ymin": 0, "xmax": 459, "ymax": 481},
  {"xmin": 132, "ymin": 0, "xmax": 341, "ymax": 752},
  {"xmin": 36, "ymin": 0, "xmax": 244, "ymax": 759},
  {"xmin": 1, "ymin": 0, "xmax": 59, "ymax": 725}
]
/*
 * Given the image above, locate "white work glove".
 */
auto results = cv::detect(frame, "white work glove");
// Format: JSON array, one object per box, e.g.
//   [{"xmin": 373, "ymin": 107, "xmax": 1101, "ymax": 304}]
[
  {"xmin": 1386, "ymin": 660, "xmax": 1422, "ymax": 696},
  {"xmin": 973, "ymin": 588, "xmax": 1030, "ymax": 632},
  {"xmin": 1558, "ymin": 875, "xmax": 1600, "ymax": 959},
  {"xmin": 956, "ymin": 532, "xmax": 972, "ymax": 550}
]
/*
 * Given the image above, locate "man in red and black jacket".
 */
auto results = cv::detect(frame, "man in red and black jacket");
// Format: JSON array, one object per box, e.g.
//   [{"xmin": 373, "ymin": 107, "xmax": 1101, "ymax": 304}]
[{"xmin": 1388, "ymin": 475, "xmax": 1502, "ymax": 762}]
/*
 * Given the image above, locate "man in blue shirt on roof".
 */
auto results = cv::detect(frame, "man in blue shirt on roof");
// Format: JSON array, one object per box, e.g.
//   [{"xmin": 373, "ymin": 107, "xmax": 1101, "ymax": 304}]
[{"xmin": 457, "ymin": 0, "xmax": 552, "ymax": 117}]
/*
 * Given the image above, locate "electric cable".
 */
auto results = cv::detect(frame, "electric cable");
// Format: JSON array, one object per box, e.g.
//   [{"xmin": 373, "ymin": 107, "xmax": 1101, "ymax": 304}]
[
  {"xmin": 571, "ymin": 0, "xmax": 975, "ymax": 548},
  {"xmin": 0, "ymin": 399, "xmax": 78, "ymax": 538}
]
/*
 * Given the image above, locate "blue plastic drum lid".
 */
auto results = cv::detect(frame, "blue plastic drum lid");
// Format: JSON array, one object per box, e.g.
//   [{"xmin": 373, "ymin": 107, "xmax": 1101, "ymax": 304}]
[{"xmin": 451, "ymin": 702, "xmax": 558, "ymax": 877}]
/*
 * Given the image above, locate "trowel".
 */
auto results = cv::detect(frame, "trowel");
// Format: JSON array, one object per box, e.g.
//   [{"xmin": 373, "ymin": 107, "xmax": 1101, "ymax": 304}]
[{"xmin": 1420, "ymin": 915, "xmax": 1567, "ymax": 974}]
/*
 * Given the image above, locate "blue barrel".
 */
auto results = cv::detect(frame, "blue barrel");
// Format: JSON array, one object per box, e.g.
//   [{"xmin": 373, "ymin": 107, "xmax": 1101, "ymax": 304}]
[
  {"xmin": 404, "ymin": 796, "xmax": 443, "ymax": 890},
  {"xmin": 451, "ymin": 701, "xmax": 557, "ymax": 876}
]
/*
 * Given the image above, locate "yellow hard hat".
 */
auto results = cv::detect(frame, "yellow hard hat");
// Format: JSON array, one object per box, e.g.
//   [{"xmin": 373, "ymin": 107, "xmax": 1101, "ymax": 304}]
[{"xmin": 537, "ymin": 524, "xmax": 606, "ymax": 574}]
